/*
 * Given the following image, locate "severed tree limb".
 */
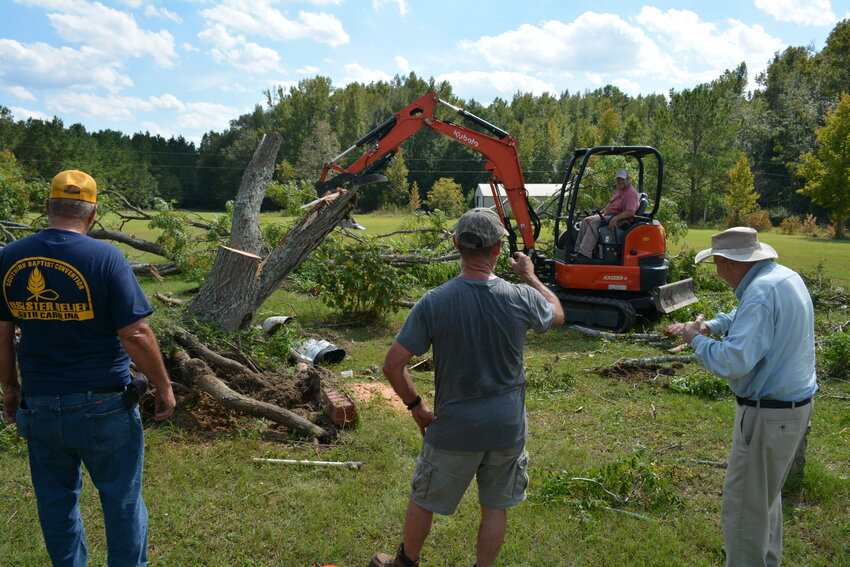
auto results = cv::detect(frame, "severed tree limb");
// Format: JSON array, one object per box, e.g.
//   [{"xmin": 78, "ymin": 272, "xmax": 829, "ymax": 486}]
[
  {"xmin": 130, "ymin": 262, "xmax": 180, "ymax": 278},
  {"xmin": 691, "ymin": 459, "xmax": 727, "ymax": 468},
  {"xmin": 173, "ymin": 348, "xmax": 330, "ymax": 440},
  {"xmin": 618, "ymin": 354, "xmax": 696, "ymax": 367},
  {"xmin": 88, "ymin": 228, "xmax": 164, "ymax": 255},
  {"xmin": 569, "ymin": 477, "xmax": 626, "ymax": 506},
  {"xmin": 567, "ymin": 325, "xmax": 672, "ymax": 344},
  {"xmin": 154, "ymin": 292, "xmax": 187, "ymax": 307},
  {"xmin": 253, "ymin": 458, "xmax": 362, "ymax": 469},
  {"xmin": 173, "ymin": 328, "xmax": 258, "ymax": 377}
]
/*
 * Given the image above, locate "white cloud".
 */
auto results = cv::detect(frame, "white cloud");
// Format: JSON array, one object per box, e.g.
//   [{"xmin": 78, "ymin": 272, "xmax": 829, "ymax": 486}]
[
  {"xmin": 459, "ymin": 9, "xmax": 788, "ymax": 97},
  {"xmin": 373, "ymin": 0, "xmax": 410, "ymax": 17},
  {"xmin": 45, "ymin": 91, "xmax": 193, "ymax": 121},
  {"xmin": 200, "ymin": 1, "xmax": 350, "ymax": 47},
  {"xmin": 340, "ymin": 62, "xmax": 392, "ymax": 85},
  {"xmin": 0, "ymin": 39, "xmax": 134, "ymax": 93},
  {"xmin": 144, "ymin": 5, "xmax": 182, "ymax": 24},
  {"xmin": 182, "ymin": 42, "xmax": 199, "ymax": 53},
  {"xmin": 461, "ymin": 13, "xmax": 664, "ymax": 76},
  {"xmin": 10, "ymin": 106, "xmax": 50, "ymax": 121},
  {"xmin": 297, "ymin": 65, "xmax": 321, "ymax": 75},
  {"xmin": 40, "ymin": 90, "xmax": 241, "ymax": 135},
  {"xmin": 41, "ymin": 0, "xmax": 177, "ymax": 67},
  {"xmin": 395, "ymin": 56, "xmax": 410, "ymax": 74},
  {"xmin": 436, "ymin": 71, "xmax": 557, "ymax": 103},
  {"xmin": 754, "ymin": 0, "xmax": 837, "ymax": 26},
  {"xmin": 6, "ymin": 86, "xmax": 37, "ymax": 101},
  {"xmin": 178, "ymin": 101, "xmax": 244, "ymax": 132},
  {"xmin": 198, "ymin": 24, "xmax": 282, "ymax": 74},
  {"xmin": 636, "ymin": 7, "xmax": 785, "ymax": 89}
]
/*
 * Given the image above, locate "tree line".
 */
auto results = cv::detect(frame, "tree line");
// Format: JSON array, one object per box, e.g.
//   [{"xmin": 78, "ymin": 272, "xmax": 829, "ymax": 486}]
[{"xmin": 1, "ymin": 20, "xmax": 848, "ymax": 234}]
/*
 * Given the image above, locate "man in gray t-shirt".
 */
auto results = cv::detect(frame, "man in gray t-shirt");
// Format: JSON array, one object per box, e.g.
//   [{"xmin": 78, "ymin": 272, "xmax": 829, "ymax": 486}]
[{"xmin": 370, "ymin": 208, "xmax": 564, "ymax": 567}]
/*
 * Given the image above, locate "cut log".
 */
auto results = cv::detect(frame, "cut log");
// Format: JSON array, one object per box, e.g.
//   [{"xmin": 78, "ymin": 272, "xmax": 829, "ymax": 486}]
[
  {"xmin": 189, "ymin": 246, "xmax": 262, "ymax": 331},
  {"xmin": 173, "ymin": 348, "xmax": 330, "ymax": 441}
]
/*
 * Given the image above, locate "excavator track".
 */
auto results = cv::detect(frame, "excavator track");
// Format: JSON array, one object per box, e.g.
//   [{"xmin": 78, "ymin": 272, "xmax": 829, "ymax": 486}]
[{"xmin": 554, "ymin": 292, "xmax": 637, "ymax": 333}]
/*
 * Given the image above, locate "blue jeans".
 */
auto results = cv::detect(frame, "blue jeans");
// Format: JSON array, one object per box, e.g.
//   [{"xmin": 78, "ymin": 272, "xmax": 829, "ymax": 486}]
[{"xmin": 16, "ymin": 391, "xmax": 148, "ymax": 567}]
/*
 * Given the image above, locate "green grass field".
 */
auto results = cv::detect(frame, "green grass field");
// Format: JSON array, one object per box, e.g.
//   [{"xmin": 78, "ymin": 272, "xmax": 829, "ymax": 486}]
[{"xmin": 2, "ymin": 214, "xmax": 848, "ymax": 566}]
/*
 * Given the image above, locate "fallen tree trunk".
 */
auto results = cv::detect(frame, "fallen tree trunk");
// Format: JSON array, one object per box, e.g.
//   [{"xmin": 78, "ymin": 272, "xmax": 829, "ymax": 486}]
[{"xmin": 173, "ymin": 348, "xmax": 330, "ymax": 441}]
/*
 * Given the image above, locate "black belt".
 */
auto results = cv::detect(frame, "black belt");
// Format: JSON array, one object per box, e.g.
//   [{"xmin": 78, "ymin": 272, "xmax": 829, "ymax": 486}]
[
  {"xmin": 736, "ymin": 396, "xmax": 811, "ymax": 409},
  {"xmin": 92, "ymin": 386, "xmax": 126, "ymax": 394}
]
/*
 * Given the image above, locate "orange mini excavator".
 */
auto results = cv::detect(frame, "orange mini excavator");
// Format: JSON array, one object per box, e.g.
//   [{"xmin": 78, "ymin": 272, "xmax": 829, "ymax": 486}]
[{"xmin": 315, "ymin": 93, "xmax": 697, "ymax": 331}]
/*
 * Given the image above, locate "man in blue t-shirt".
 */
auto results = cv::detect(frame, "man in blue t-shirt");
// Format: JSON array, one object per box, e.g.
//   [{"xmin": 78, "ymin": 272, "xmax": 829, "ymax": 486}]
[
  {"xmin": 371, "ymin": 208, "xmax": 564, "ymax": 567},
  {"xmin": 0, "ymin": 170, "xmax": 175, "ymax": 567},
  {"xmin": 666, "ymin": 227, "xmax": 817, "ymax": 567}
]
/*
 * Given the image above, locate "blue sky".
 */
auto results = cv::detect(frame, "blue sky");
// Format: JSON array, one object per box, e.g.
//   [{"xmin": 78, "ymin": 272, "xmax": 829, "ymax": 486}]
[{"xmin": 2, "ymin": 0, "xmax": 848, "ymax": 145}]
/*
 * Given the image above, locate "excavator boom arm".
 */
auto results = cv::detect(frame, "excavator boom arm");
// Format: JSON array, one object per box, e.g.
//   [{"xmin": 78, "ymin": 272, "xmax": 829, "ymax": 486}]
[{"xmin": 317, "ymin": 92, "xmax": 539, "ymax": 252}]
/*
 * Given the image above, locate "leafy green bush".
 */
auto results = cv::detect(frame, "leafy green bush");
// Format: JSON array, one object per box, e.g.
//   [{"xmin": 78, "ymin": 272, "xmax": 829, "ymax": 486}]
[
  {"xmin": 799, "ymin": 261, "xmax": 837, "ymax": 306},
  {"xmin": 747, "ymin": 209, "xmax": 773, "ymax": 232},
  {"xmin": 536, "ymin": 449, "xmax": 682, "ymax": 513},
  {"xmin": 670, "ymin": 373, "xmax": 729, "ymax": 399},
  {"xmin": 667, "ymin": 246, "xmax": 697, "ymax": 284},
  {"xmin": 819, "ymin": 331, "xmax": 850, "ymax": 379},
  {"xmin": 779, "ymin": 216, "xmax": 803, "ymax": 235},
  {"xmin": 316, "ymin": 238, "xmax": 415, "ymax": 319}
]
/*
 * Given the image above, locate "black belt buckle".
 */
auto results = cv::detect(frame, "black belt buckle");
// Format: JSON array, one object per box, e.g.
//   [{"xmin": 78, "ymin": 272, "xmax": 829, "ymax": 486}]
[{"xmin": 123, "ymin": 374, "xmax": 149, "ymax": 409}]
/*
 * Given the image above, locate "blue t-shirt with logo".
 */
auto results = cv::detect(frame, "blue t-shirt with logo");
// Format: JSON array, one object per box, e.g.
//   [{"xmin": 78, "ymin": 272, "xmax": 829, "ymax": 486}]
[{"xmin": 0, "ymin": 228, "xmax": 153, "ymax": 395}]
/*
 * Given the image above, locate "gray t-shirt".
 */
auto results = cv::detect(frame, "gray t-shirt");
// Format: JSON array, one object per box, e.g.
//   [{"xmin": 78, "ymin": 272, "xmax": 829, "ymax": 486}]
[{"xmin": 395, "ymin": 276, "xmax": 555, "ymax": 451}]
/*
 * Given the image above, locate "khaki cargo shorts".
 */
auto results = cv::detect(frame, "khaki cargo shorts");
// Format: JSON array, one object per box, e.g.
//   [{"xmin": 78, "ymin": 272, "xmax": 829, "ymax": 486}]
[{"xmin": 409, "ymin": 441, "xmax": 529, "ymax": 515}]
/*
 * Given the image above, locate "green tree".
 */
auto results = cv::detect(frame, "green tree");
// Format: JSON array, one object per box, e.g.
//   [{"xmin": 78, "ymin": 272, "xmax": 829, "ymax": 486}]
[
  {"xmin": 382, "ymin": 148, "xmax": 410, "ymax": 209},
  {"xmin": 425, "ymin": 177, "xmax": 465, "ymax": 217},
  {"xmin": 294, "ymin": 120, "xmax": 340, "ymax": 182},
  {"xmin": 659, "ymin": 67, "xmax": 744, "ymax": 224},
  {"xmin": 408, "ymin": 180, "xmax": 421, "ymax": 212},
  {"xmin": 796, "ymin": 93, "xmax": 850, "ymax": 239},
  {"xmin": 0, "ymin": 150, "xmax": 43, "ymax": 229},
  {"xmin": 724, "ymin": 154, "xmax": 759, "ymax": 227}
]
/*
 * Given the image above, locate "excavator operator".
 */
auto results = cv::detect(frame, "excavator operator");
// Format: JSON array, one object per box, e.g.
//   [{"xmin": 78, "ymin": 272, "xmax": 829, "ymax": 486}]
[{"xmin": 573, "ymin": 168, "xmax": 639, "ymax": 259}]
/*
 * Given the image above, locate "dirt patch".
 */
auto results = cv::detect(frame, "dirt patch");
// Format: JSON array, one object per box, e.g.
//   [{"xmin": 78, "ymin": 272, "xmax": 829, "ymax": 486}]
[
  {"xmin": 598, "ymin": 362, "xmax": 683, "ymax": 387},
  {"xmin": 149, "ymin": 360, "xmax": 337, "ymax": 436},
  {"xmin": 348, "ymin": 381, "xmax": 407, "ymax": 412}
]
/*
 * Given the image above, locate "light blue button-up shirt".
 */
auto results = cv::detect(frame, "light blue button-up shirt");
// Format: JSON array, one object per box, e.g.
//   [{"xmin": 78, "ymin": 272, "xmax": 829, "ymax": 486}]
[{"xmin": 691, "ymin": 259, "xmax": 818, "ymax": 402}]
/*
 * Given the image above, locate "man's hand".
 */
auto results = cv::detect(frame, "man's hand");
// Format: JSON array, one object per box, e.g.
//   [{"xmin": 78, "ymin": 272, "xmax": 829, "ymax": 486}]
[
  {"xmin": 2, "ymin": 384, "xmax": 21, "ymax": 424},
  {"xmin": 152, "ymin": 386, "xmax": 176, "ymax": 421},
  {"xmin": 411, "ymin": 401, "xmax": 437, "ymax": 437},
  {"xmin": 608, "ymin": 218, "xmax": 618, "ymax": 231},
  {"xmin": 509, "ymin": 251, "xmax": 535, "ymax": 282},
  {"xmin": 665, "ymin": 315, "xmax": 709, "ymax": 344}
]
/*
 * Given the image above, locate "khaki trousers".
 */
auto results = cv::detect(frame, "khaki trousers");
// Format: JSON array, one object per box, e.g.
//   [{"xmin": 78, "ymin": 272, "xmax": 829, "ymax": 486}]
[
  {"xmin": 574, "ymin": 215, "xmax": 607, "ymax": 257},
  {"xmin": 722, "ymin": 401, "xmax": 813, "ymax": 567}
]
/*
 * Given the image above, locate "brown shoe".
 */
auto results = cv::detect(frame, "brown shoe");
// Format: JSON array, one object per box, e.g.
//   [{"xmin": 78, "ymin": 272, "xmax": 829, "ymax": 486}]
[{"xmin": 369, "ymin": 545, "xmax": 419, "ymax": 567}]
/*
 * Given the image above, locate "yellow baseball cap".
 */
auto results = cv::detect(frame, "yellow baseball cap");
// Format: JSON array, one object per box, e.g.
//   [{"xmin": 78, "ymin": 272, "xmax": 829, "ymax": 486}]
[{"xmin": 50, "ymin": 170, "xmax": 97, "ymax": 203}]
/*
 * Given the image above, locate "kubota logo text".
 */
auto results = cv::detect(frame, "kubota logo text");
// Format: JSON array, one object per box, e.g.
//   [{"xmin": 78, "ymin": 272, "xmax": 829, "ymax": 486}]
[{"xmin": 453, "ymin": 130, "xmax": 479, "ymax": 147}]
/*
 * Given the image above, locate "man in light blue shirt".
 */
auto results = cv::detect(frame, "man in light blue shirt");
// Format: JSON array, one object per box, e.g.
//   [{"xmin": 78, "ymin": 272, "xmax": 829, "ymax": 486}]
[{"xmin": 666, "ymin": 227, "xmax": 816, "ymax": 567}]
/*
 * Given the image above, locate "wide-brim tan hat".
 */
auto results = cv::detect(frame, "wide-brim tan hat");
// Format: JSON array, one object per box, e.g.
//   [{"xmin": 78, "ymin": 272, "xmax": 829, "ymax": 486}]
[{"xmin": 694, "ymin": 227, "xmax": 778, "ymax": 263}]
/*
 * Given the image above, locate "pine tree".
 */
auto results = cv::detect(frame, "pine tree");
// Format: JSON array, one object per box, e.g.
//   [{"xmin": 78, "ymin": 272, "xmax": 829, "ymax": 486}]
[{"xmin": 724, "ymin": 153, "xmax": 759, "ymax": 227}]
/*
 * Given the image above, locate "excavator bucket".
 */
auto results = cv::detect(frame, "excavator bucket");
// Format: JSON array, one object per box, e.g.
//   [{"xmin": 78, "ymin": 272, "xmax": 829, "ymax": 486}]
[{"xmin": 651, "ymin": 277, "xmax": 698, "ymax": 314}]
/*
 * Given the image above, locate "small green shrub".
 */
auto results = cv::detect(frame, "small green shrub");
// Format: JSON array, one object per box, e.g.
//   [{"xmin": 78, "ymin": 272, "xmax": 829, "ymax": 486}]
[
  {"xmin": 316, "ymin": 239, "xmax": 415, "ymax": 319},
  {"xmin": 819, "ymin": 331, "xmax": 850, "ymax": 379},
  {"xmin": 669, "ymin": 373, "xmax": 729, "ymax": 399},
  {"xmin": 779, "ymin": 216, "xmax": 803, "ymax": 235},
  {"xmin": 802, "ymin": 214, "xmax": 818, "ymax": 236},
  {"xmin": 799, "ymin": 261, "xmax": 836, "ymax": 306},
  {"xmin": 0, "ymin": 423, "xmax": 27, "ymax": 457},
  {"xmin": 667, "ymin": 246, "xmax": 697, "ymax": 284},
  {"xmin": 527, "ymin": 357, "xmax": 575, "ymax": 391},
  {"xmin": 536, "ymin": 449, "xmax": 683, "ymax": 513},
  {"xmin": 747, "ymin": 209, "xmax": 773, "ymax": 232}
]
